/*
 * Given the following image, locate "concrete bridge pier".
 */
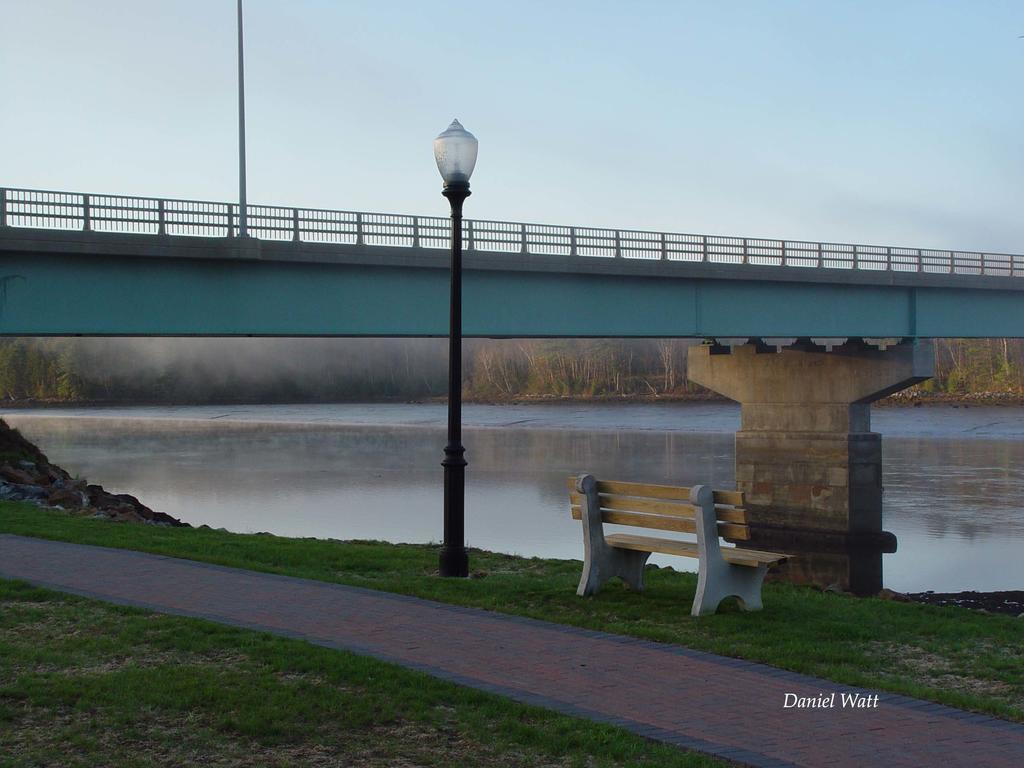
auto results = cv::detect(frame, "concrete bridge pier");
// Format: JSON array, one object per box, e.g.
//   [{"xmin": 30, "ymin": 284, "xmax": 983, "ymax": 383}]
[{"xmin": 687, "ymin": 339, "xmax": 934, "ymax": 590}]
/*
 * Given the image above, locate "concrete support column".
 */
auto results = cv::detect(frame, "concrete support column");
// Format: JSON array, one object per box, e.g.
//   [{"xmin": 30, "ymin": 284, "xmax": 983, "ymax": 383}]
[{"xmin": 688, "ymin": 340, "xmax": 934, "ymax": 535}]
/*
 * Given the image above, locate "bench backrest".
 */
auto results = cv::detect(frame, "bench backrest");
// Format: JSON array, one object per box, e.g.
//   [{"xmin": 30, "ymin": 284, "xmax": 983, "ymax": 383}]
[{"xmin": 567, "ymin": 476, "xmax": 750, "ymax": 541}]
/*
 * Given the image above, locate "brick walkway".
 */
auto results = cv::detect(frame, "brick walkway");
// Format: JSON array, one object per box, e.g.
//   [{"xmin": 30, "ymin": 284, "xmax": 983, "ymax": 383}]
[{"xmin": 1, "ymin": 534, "xmax": 1021, "ymax": 768}]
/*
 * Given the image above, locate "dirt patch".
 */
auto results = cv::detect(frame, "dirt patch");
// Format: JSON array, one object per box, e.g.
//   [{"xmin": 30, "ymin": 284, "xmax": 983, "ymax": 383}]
[
  {"xmin": 870, "ymin": 641, "xmax": 1023, "ymax": 710},
  {"xmin": 0, "ymin": 706, "xmax": 573, "ymax": 768},
  {"xmin": 348, "ymin": 722, "xmax": 573, "ymax": 768}
]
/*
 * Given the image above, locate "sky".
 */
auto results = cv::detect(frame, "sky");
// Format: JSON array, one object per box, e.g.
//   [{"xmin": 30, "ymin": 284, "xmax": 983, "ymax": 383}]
[{"xmin": 1, "ymin": 1, "xmax": 1022, "ymax": 252}]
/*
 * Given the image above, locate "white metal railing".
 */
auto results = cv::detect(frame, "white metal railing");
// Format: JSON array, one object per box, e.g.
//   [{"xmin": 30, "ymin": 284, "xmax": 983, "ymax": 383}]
[{"xmin": 0, "ymin": 186, "xmax": 1021, "ymax": 277}]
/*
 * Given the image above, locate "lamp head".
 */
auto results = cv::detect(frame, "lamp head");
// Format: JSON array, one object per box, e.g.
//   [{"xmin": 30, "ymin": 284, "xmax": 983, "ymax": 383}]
[{"xmin": 433, "ymin": 119, "xmax": 478, "ymax": 188}]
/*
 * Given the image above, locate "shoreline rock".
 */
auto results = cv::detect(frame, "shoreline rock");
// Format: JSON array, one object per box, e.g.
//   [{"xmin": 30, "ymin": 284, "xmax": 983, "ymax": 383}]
[
  {"xmin": 0, "ymin": 419, "xmax": 188, "ymax": 527},
  {"xmin": 903, "ymin": 589, "xmax": 1024, "ymax": 616}
]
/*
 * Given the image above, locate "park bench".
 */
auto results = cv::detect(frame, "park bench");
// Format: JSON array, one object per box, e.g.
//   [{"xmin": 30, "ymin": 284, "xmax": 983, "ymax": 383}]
[{"xmin": 568, "ymin": 474, "xmax": 789, "ymax": 616}]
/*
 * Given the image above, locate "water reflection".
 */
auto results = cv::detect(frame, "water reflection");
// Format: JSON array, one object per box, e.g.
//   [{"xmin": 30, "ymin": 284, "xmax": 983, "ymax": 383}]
[
  {"xmin": 4, "ymin": 405, "xmax": 1024, "ymax": 593},
  {"xmin": 885, "ymin": 437, "xmax": 1024, "ymax": 540},
  {"xmin": 739, "ymin": 527, "xmax": 895, "ymax": 597}
]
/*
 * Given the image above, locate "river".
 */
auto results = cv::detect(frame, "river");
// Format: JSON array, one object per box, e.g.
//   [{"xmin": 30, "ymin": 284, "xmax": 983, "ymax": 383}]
[{"xmin": 3, "ymin": 402, "xmax": 1023, "ymax": 593}]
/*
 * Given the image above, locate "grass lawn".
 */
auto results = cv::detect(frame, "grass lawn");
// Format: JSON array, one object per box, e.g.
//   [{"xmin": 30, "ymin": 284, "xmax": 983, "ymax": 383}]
[
  {"xmin": 0, "ymin": 580, "xmax": 723, "ymax": 768},
  {"xmin": 1, "ymin": 503, "xmax": 1022, "ymax": 727}
]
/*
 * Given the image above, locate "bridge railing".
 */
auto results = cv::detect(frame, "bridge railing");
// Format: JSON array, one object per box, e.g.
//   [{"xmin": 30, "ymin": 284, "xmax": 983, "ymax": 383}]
[{"xmin": 1, "ymin": 186, "xmax": 1021, "ymax": 278}]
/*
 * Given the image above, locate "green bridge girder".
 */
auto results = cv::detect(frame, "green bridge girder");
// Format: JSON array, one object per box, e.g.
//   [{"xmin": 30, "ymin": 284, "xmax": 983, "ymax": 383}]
[{"xmin": 0, "ymin": 228, "xmax": 1021, "ymax": 338}]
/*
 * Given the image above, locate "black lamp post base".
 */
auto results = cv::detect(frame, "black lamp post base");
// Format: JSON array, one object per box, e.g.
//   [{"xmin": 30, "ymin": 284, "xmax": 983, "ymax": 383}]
[{"xmin": 438, "ymin": 546, "xmax": 469, "ymax": 578}]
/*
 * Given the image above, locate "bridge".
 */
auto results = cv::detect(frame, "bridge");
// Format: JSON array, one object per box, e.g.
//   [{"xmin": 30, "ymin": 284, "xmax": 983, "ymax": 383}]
[
  {"xmin": 0, "ymin": 186, "xmax": 1021, "ymax": 339},
  {"xmin": 1, "ymin": 184, "xmax": 1020, "ymax": 593}
]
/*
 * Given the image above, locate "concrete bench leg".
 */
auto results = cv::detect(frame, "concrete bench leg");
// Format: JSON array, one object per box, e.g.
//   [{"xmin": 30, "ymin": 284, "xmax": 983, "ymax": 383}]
[
  {"xmin": 575, "ymin": 474, "xmax": 652, "ymax": 596},
  {"xmin": 692, "ymin": 561, "xmax": 768, "ymax": 616},
  {"xmin": 577, "ymin": 546, "xmax": 651, "ymax": 596},
  {"xmin": 690, "ymin": 484, "xmax": 768, "ymax": 617}
]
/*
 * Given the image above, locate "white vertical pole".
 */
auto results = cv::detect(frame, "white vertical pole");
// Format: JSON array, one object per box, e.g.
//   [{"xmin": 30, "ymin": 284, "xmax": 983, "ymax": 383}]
[{"xmin": 237, "ymin": 0, "xmax": 248, "ymax": 238}]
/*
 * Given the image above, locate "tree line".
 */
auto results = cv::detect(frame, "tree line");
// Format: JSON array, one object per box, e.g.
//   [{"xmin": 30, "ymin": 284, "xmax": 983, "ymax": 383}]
[{"xmin": 0, "ymin": 337, "xmax": 1019, "ymax": 404}]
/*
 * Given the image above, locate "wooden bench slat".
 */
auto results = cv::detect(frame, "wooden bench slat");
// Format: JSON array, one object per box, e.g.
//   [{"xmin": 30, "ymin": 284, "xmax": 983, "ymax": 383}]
[
  {"xmin": 594, "ymin": 494, "xmax": 698, "ymax": 518},
  {"xmin": 713, "ymin": 490, "xmax": 745, "ymax": 506},
  {"xmin": 593, "ymin": 479, "xmax": 745, "ymax": 507},
  {"xmin": 570, "ymin": 505, "xmax": 751, "ymax": 540},
  {"xmin": 605, "ymin": 533, "xmax": 788, "ymax": 567},
  {"xmin": 569, "ymin": 491, "xmax": 747, "ymax": 525},
  {"xmin": 565, "ymin": 477, "xmax": 745, "ymax": 508},
  {"xmin": 607, "ymin": 533, "xmax": 698, "ymax": 558},
  {"xmin": 710, "ymin": 505, "xmax": 747, "ymax": 524},
  {"xmin": 721, "ymin": 547, "xmax": 791, "ymax": 565}
]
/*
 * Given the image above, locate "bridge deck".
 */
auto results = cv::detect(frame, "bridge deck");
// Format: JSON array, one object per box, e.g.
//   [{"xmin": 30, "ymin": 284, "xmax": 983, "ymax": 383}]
[{"xmin": 1, "ymin": 186, "xmax": 1022, "ymax": 338}]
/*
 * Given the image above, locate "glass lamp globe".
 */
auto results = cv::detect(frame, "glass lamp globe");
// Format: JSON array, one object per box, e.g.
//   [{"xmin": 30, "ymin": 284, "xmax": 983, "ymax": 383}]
[{"xmin": 433, "ymin": 119, "xmax": 478, "ymax": 186}]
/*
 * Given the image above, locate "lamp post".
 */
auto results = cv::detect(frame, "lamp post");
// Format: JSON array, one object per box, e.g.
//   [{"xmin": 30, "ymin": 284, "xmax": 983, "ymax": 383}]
[
  {"xmin": 236, "ymin": 0, "xmax": 248, "ymax": 238},
  {"xmin": 433, "ymin": 119, "xmax": 478, "ymax": 578}
]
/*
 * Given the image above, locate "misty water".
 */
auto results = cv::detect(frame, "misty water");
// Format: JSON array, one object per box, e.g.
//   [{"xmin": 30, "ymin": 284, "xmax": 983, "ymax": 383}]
[{"xmin": 3, "ymin": 402, "xmax": 1024, "ymax": 593}]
